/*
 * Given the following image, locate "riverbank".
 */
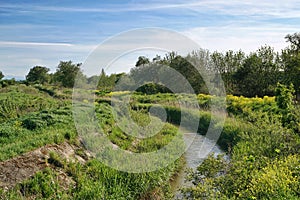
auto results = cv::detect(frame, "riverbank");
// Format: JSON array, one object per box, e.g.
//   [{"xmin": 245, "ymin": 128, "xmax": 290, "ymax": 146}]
[{"xmin": 171, "ymin": 133, "xmax": 226, "ymax": 199}]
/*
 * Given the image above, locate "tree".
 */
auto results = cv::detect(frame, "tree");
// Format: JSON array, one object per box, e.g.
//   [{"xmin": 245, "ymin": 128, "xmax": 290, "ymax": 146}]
[
  {"xmin": 211, "ymin": 50, "xmax": 245, "ymax": 93},
  {"xmin": 282, "ymin": 33, "xmax": 300, "ymax": 100},
  {"xmin": 234, "ymin": 46, "xmax": 280, "ymax": 97},
  {"xmin": 26, "ymin": 66, "xmax": 50, "ymax": 84},
  {"xmin": 96, "ymin": 69, "xmax": 126, "ymax": 91},
  {"xmin": 53, "ymin": 61, "xmax": 83, "ymax": 87},
  {"xmin": 0, "ymin": 71, "xmax": 4, "ymax": 80},
  {"xmin": 169, "ymin": 55, "xmax": 207, "ymax": 94},
  {"xmin": 135, "ymin": 56, "xmax": 150, "ymax": 67},
  {"xmin": 97, "ymin": 69, "xmax": 110, "ymax": 90},
  {"xmin": 285, "ymin": 32, "xmax": 300, "ymax": 52}
]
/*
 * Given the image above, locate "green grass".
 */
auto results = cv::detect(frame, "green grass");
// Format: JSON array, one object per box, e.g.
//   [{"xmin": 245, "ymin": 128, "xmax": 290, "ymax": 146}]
[
  {"xmin": 181, "ymin": 99, "xmax": 300, "ymax": 199},
  {"xmin": 0, "ymin": 106, "xmax": 76, "ymax": 161},
  {"xmin": 1, "ymin": 86, "xmax": 299, "ymax": 199},
  {"xmin": 0, "ymin": 84, "xmax": 67, "ymax": 123},
  {"xmin": 0, "ymin": 86, "xmax": 186, "ymax": 199}
]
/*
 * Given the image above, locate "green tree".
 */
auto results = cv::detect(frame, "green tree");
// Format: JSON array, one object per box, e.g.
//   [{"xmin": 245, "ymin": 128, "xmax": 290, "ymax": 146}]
[
  {"xmin": 211, "ymin": 50, "xmax": 245, "ymax": 93},
  {"xmin": 285, "ymin": 32, "xmax": 300, "ymax": 51},
  {"xmin": 135, "ymin": 56, "xmax": 150, "ymax": 67},
  {"xmin": 97, "ymin": 69, "xmax": 126, "ymax": 92},
  {"xmin": 53, "ymin": 61, "xmax": 83, "ymax": 87},
  {"xmin": 169, "ymin": 55, "xmax": 207, "ymax": 94},
  {"xmin": 26, "ymin": 66, "xmax": 50, "ymax": 84},
  {"xmin": 87, "ymin": 75, "xmax": 100, "ymax": 85},
  {"xmin": 282, "ymin": 33, "xmax": 300, "ymax": 100},
  {"xmin": 0, "ymin": 71, "xmax": 4, "ymax": 80},
  {"xmin": 97, "ymin": 69, "xmax": 112, "ymax": 91},
  {"xmin": 234, "ymin": 46, "xmax": 280, "ymax": 96}
]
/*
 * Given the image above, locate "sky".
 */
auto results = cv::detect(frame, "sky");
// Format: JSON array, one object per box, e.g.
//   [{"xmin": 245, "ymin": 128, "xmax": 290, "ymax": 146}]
[{"xmin": 0, "ymin": 0, "xmax": 300, "ymax": 79}]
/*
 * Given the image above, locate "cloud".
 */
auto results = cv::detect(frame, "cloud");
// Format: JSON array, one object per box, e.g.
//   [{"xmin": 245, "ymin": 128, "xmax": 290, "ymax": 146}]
[
  {"xmin": 181, "ymin": 24, "xmax": 298, "ymax": 53},
  {"xmin": 1, "ymin": 0, "xmax": 300, "ymax": 78},
  {"xmin": 1, "ymin": 0, "xmax": 299, "ymax": 18},
  {"xmin": 0, "ymin": 43, "xmax": 97, "ymax": 77},
  {"xmin": 0, "ymin": 41, "xmax": 73, "ymax": 47},
  {"xmin": 0, "ymin": 2, "xmax": 203, "ymax": 13}
]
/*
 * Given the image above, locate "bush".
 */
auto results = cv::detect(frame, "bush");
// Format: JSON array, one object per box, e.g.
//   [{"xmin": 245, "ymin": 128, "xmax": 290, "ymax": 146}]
[
  {"xmin": 21, "ymin": 117, "xmax": 47, "ymax": 130},
  {"xmin": 136, "ymin": 82, "xmax": 172, "ymax": 94},
  {"xmin": 244, "ymin": 154, "xmax": 300, "ymax": 199}
]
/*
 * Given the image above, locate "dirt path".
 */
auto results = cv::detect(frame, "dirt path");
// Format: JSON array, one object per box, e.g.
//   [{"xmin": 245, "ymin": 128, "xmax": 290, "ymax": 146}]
[{"xmin": 0, "ymin": 142, "xmax": 89, "ymax": 190}]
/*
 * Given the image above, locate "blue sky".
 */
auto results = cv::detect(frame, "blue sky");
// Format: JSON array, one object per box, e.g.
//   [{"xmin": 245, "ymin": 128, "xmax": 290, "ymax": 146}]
[{"xmin": 1, "ymin": 0, "xmax": 300, "ymax": 79}]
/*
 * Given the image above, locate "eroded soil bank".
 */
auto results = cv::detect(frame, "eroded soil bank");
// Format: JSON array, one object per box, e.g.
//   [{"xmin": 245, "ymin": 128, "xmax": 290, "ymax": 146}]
[{"xmin": 0, "ymin": 141, "xmax": 91, "ymax": 190}]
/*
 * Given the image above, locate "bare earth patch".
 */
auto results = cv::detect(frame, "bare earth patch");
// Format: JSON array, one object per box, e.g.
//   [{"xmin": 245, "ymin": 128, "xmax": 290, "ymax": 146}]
[{"xmin": 0, "ymin": 142, "xmax": 90, "ymax": 190}]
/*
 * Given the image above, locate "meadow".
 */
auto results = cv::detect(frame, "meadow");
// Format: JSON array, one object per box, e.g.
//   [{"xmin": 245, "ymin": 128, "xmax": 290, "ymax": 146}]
[{"xmin": 0, "ymin": 83, "xmax": 299, "ymax": 199}]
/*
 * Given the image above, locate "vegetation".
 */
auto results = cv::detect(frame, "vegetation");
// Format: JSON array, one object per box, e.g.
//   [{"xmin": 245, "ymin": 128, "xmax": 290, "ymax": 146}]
[
  {"xmin": 0, "ymin": 33, "xmax": 300, "ymax": 199},
  {"xmin": 0, "ymin": 86, "xmax": 184, "ymax": 199},
  {"xmin": 181, "ymin": 83, "xmax": 300, "ymax": 199},
  {"xmin": 26, "ymin": 66, "xmax": 50, "ymax": 84},
  {"xmin": 4, "ymin": 32, "xmax": 295, "ymax": 99},
  {"xmin": 0, "ymin": 71, "xmax": 4, "ymax": 80},
  {"xmin": 52, "ymin": 61, "xmax": 84, "ymax": 88}
]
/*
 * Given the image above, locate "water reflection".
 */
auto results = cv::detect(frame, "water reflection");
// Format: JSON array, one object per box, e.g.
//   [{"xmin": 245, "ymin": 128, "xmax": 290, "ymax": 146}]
[{"xmin": 172, "ymin": 133, "xmax": 226, "ymax": 199}]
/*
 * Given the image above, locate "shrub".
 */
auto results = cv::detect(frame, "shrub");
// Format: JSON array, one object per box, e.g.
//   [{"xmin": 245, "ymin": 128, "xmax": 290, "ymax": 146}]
[
  {"xmin": 136, "ymin": 82, "xmax": 172, "ymax": 94},
  {"xmin": 275, "ymin": 83, "xmax": 295, "ymax": 110},
  {"xmin": 21, "ymin": 117, "xmax": 47, "ymax": 130}
]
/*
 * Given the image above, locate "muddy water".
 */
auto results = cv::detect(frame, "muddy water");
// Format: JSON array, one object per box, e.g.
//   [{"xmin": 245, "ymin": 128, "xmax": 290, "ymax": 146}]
[{"xmin": 171, "ymin": 133, "xmax": 226, "ymax": 199}]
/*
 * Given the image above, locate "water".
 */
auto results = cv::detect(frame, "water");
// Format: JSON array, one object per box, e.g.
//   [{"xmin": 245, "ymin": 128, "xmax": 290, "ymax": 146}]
[{"xmin": 171, "ymin": 133, "xmax": 226, "ymax": 199}]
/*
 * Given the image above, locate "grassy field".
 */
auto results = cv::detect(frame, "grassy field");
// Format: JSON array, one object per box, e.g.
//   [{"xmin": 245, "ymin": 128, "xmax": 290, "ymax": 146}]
[{"xmin": 0, "ymin": 85, "xmax": 299, "ymax": 199}]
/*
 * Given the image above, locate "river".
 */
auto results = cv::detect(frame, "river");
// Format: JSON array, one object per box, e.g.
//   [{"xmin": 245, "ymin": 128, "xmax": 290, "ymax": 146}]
[{"xmin": 171, "ymin": 133, "xmax": 226, "ymax": 199}]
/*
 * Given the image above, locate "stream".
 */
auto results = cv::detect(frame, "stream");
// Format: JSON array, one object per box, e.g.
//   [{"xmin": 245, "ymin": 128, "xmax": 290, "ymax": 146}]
[{"xmin": 171, "ymin": 133, "xmax": 226, "ymax": 199}]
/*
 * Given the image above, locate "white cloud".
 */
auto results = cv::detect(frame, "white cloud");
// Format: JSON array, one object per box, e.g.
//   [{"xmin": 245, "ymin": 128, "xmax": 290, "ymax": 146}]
[
  {"xmin": 1, "ymin": 0, "xmax": 300, "ymax": 20},
  {"xmin": 182, "ymin": 24, "xmax": 300, "ymax": 53},
  {"xmin": 1, "ymin": 0, "xmax": 300, "ymax": 78},
  {"xmin": 0, "ymin": 43, "xmax": 97, "ymax": 77},
  {"xmin": 0, "ymin": 41, "xmax": 73, "ymax": 47}
]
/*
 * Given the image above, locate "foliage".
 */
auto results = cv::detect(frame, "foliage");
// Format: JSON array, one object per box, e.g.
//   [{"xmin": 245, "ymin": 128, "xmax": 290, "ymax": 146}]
[
  {"xmin": 245, "ymin": 154, "xmax": 300, "ymax": 199},
  {"xmin": 4, "ymin": 38, "xmax": 300, "ymax": 200},
  {"xmin": 135, "ymin": 56, "xmax": 150, "ymax": 67},
  {"xmin": 0, "ymin": 78, "xmax": 16, "ymax": 88},
  {"xmin": 285, "ymin": 32, "xmax": 300, "ymax": 52},
  {"xmin": 226, "ymin": 94, "xmax": 276, "ymax": 117},
  {"xmin": 169, "ymin": 55, "xmax": 208, "ymax": 94},
  {"xmin": 19, "ymin": 168, "xmax": 63, "ymax": 199},
  {"xmin": 181, "ymin": 154, "xmax": 228, "ymax": 199},
  {"xmin": 275, "ymin": 83, "xmax": 300, "ymax": 132},
  {"xmin": 136, "ymin": 82, "xmax": 172, "ymax": 94},
  {"xmin": 0, "ymin": 84, "xmax": 63, "ymax": 122},
  {"xmin": 282, "ymin": 33, "xmax": 300, "ymax": 98},
  {"xmin": 210, "ymin": 50, "xmax": 245, "ymax": 93},
  {"xmin": 96, "ymin": 69, "xmax": 125, "ymax": 92},
  {"xmin": 26, "ymin": 66, "xmax": 50, "ymax": 84},
  {"xmin": 0, "ymin": 71, "xmax": 4, "ymax": 80},
  {"xmin": 182, "ymin": 96, "xmax": 300, "ymax": 200},
  {"xmin": 53, "ymin": 61, "xmax": 84, "ymax": 87},
  {"xmin": 275, "ymin": 83, "xmax": 295, "ymax": 110},
  {"xmin": 0, "ymin": 106, "xmax": 75, "ymax": 161},
  {"xmin": 0, "ymin": 88, "xmax": 186, "ymax": 199},
  {"xmin": 233, "ymin": 46, "xmax": 280, "ymax": 97}
]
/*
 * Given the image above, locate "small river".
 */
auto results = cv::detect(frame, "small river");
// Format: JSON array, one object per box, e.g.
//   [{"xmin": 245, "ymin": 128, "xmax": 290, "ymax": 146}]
[{"xmin": 171, "ymin": 133, "xmax": 226, "ymax": 199}]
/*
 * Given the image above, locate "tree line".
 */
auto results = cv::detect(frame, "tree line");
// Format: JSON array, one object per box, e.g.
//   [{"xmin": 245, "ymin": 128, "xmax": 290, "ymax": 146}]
[
  {"xmin": 131, "ymin": 33, "xmax": 300, "ymax": 98},
  {"xmin": 1, "ymin": 32, "xmax": 299, "ymax": 98}
]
